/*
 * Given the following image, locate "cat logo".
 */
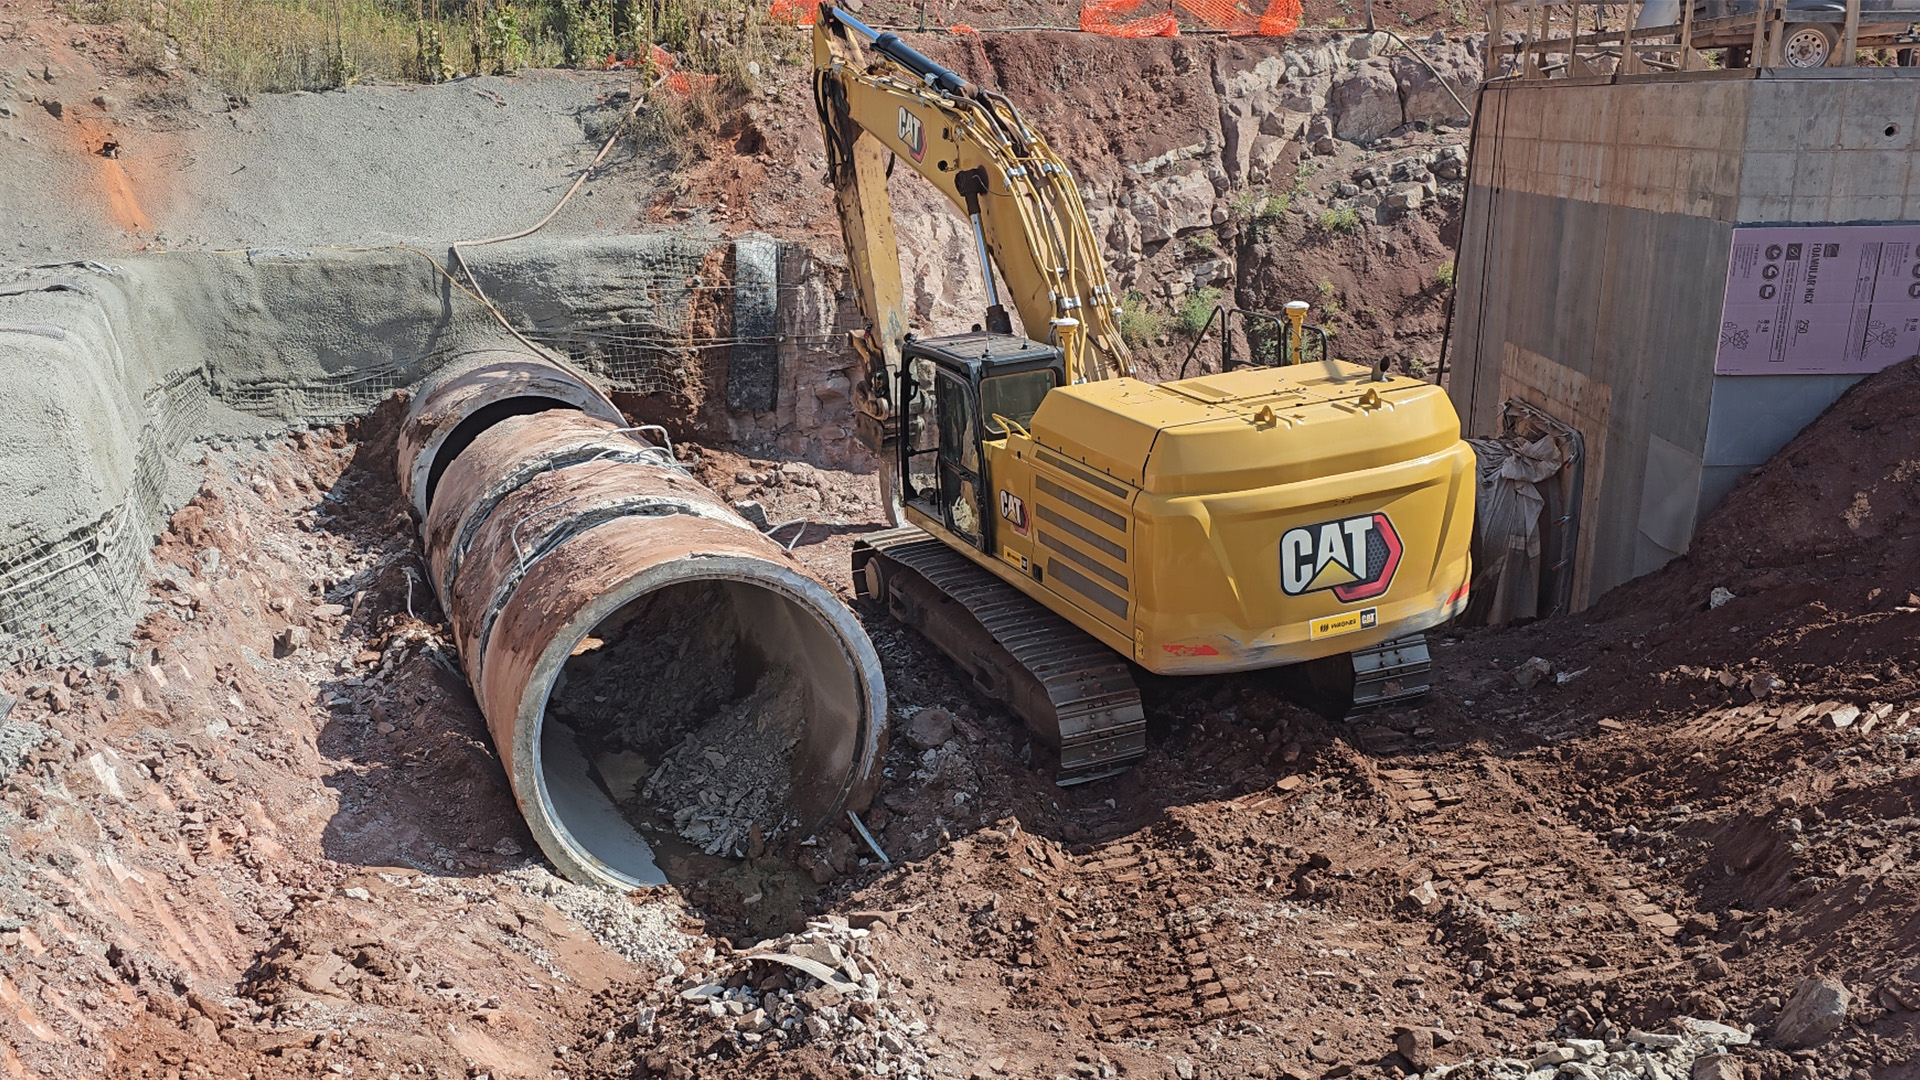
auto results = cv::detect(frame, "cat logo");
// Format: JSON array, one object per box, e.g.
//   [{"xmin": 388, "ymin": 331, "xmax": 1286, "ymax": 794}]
[
  {"xmin": 998, "ymin": 490, "xmax": 1028, "ymax": 534},
  {"xmin": 897, "ymin": 106, "xmax": 926, "ymax": 162},
  {"xmin": 1278, "ymin": 512, "xmax": 1402, "ymax": 602}
]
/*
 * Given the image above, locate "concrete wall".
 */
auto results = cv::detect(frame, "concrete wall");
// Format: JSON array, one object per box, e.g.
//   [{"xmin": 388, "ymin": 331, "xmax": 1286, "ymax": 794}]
[{"xmin": 1448, "ymin": 68, "xmax": 1920, "ymax": 608}]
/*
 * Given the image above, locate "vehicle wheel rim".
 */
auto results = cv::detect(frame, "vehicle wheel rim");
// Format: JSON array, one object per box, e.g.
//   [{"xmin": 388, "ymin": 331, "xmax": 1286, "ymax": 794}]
[{"xmin": 1785, "ymin": 29, "xmax": 1830, "ymax": 66}]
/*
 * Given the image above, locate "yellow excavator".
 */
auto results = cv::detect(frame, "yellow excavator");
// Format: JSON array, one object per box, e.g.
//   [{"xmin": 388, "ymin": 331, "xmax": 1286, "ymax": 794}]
[{"xmin": 812, "ymin": 7, "xmax": 1475, "ymax": 782}]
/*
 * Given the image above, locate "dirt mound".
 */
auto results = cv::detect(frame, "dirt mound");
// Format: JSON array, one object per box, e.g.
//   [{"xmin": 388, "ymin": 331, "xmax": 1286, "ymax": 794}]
[
  {"xmin": 1448, "ymin": 358, "xmax": 1920, "ymax": 734},
  {"xmin": 1690, "ymin": 355, "xmax": 1920, "ymax": 578}
]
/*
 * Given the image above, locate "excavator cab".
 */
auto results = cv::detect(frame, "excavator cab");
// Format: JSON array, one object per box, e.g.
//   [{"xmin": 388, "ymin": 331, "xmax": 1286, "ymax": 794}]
[{"xmin": 898, "ymin": 332, "xmax": 1064, "ymax": 553}]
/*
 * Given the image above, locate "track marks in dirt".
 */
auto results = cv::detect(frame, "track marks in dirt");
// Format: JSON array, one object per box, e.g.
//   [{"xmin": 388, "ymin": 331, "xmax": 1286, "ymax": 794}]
[{"xmin": 1065, "ymin": 841, "xmax": 1258, "ymax": 1034}]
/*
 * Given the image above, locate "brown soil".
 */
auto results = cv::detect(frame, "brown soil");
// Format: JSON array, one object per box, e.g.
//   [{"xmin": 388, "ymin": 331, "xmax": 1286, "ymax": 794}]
[
  {"xmin": 0, "ymin": 401, "xmax": 682, "ymax": 1080},
  {"xmin": 1, "ymin": 341, "xmax": 1913, "ymax": 1080},
  {"xmin": 580, "ymin": 338, "xmax": 1920, "ymax": 1080}
]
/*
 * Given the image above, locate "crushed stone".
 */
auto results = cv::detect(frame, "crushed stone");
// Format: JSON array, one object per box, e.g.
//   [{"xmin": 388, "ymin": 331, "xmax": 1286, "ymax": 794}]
[
  {"xmin": 1426, "ymin": 1017, "xmax": 1755, "ymax": 1080},
  {"xmin": 641, "ymin": 664, "xmax": 806, "ymax": 857},
  {"xmin": 663, "ymin": 915, "xmax": 935, "ymax": 1078},
  {"xmin": 503, "ymin": 865, "xmax": 692, "ymax": 975},
  {"xmin": 0, "ymin": 699, "xmax": 48, "ymax": 777}
]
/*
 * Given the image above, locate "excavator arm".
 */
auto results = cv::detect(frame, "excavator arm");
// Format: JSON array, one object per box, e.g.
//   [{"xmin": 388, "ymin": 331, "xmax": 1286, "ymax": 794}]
[{"xmin": 812, "ymin": 5, "xmax": 1131, "ymax": 453}]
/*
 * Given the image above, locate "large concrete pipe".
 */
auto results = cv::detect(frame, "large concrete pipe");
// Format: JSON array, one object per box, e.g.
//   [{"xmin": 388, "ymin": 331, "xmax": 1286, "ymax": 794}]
[
  {"xmin": 396, "ymin": 345, "xmax": 628, "ymax": 520},
  {"xmin": 397, "ymin": 350, "xmax": 886, "ymax": 891}
]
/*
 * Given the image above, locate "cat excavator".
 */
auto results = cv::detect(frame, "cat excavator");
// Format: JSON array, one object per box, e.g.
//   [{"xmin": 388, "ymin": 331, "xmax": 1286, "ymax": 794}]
[{"xmin": 812, "ymin": 6, "xmax": 1475, "ymax": 783}]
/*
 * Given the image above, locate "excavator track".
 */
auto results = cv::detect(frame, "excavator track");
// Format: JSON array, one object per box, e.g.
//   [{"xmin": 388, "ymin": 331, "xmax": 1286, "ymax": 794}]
[
  {"xmin": 856, "ymin": 529, "xmax": 1434, "ymax": 781},
  {"xmin": 853, "ymin": 527, "xmax": 1147, "ymax": 785}
]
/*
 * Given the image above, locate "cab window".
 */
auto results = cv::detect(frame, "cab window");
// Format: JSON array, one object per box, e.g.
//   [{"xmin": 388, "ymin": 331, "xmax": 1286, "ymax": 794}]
[
  {"xmin": 937, "ymin": 373, "xmax": 979, "ymax": 472},
  {"xmin": 979, "ymin": 369, "xmax": 1056, "ymax": 436}
]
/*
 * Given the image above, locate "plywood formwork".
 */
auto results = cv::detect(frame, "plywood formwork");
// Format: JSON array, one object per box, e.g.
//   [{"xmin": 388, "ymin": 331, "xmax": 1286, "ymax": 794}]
[{"xmin": 1448, "ymin": 68, "xmax": 1920, "ymax": 608}]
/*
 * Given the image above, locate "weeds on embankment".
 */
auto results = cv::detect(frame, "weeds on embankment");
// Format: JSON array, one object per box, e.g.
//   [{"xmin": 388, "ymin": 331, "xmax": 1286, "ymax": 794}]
[{"xmin": 69, "ymin": 0, "xmax": 768, "ymax": 98}]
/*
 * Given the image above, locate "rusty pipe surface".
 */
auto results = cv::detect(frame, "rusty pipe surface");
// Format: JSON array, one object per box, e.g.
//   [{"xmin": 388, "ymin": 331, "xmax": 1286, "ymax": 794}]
[
  {"xmin": 397, "ymin": 355, "xmax": 886, "ymax": 891},
  {"xmin": 395, "ymin": 345, "xmax": 627, "ymax": 520},
  {"xmin": 420, "ymin": 409, "xmax": 676, "ymax": 604}
]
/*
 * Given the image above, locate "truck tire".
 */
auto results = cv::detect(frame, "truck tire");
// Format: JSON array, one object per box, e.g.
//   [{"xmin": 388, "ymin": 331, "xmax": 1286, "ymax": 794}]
[{"xmin": 1782, "ymin": 23, "xmax": 1839, "ymax": 67}]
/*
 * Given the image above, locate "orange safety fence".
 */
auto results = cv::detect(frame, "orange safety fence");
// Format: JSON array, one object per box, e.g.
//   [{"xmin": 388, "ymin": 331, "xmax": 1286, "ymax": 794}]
[
  {"xmin": 1253, "ymin": 0, "xmax": 1302, "ymax": 35},
  {"xmin": 1171, "ymin": 0, "xmax": 1301, "ymax": 35},
  {"xmin": 1079, "ymin": 0, "xmax": 1180, "ymax": 37},
  {"xmin": 645, "ymin": 42, "xmax": 720, "ymax": 95},
  {"xmin": 1083, "ymin": 0, "xmax": 1298, "ymax": 37},
  {"xmin": 770, "ymin": 0, "xmax": 816, "ymax": 25},
  {"xmin": 763, "ymin": 0, "xmax": 1296, "ymax": 37}
]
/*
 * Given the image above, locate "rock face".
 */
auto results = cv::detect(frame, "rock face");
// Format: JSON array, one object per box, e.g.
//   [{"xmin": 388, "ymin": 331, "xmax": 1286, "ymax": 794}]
[
  {"xmin": 838, "ymin": 29, "xmax": 1488, "ymax": 381},
  {"xmin": 1394, "ymin": 41, "xmax": 1480, "ymax": 127},
  {"xmin": 1774, "ymin": 976, "xmax": 1851, "ymax": 1048},
  {"xmin": 1129, "ymin": 169, "xmax": 1217, "ymax": 246},
  {"xmin": 1328, "ymin": 60, "xmax": 1402, "ymax": 144}
]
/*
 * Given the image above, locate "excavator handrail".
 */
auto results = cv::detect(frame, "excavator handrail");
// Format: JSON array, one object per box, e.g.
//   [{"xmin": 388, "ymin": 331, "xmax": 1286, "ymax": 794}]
[
  {"xmin": 1227, "ymin": 307, "xmax": 1290, "ymax": 371},
  {"xmin": 1176, "ymin": 304, "xmax": 1231, "ymax": 379},
  {"xmin": 1177, "ymin": 304, "xmax": 1326, "ymax": 377}
]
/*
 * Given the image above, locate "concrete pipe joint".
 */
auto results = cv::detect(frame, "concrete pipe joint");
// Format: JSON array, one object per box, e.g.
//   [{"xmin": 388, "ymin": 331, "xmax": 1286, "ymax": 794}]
[
  {"xmin": 395, "ymin": 345, "xmax": 630, "ymax": 520},
  {"xmin": 397, "ymin": 353, "xmax": 885, "ymax": 891}
]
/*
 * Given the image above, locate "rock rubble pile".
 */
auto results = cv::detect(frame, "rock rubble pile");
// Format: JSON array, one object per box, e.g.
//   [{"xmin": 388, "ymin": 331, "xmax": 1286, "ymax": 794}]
[
  {"xmin": 641, "ymin": 665, "xmax": 806, "ymax": 857},
  {"xmin": 665, "ymin": 915, "xmax": 936, "ymax": 1078},
  {"xmin": 1426, "ymin": 1017, "xmax": 1757, "ymax": 1080}
]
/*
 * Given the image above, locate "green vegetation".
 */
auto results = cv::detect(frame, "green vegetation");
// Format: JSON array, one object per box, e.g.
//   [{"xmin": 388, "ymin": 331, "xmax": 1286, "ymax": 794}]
[
  {"xmin": 1117, "ymin": 291, "xmax": 1167, "ymax": 348},
  {"xmin": 1317, "ymin": 207, "xmax": 1362, "ymax": 234},
  {"xmin": 69, "ymin": 0, "xmax": 763, "ymax": 96},
  {"xmin": 1312, "ymin": 281, "xmax": 1343, "ymax": 318},
  {"xmin": 1185, "ymin": 231, "xmax": 1217, "ymax": 255},
  {"xmin": 1176, "ymin": 287, "xmax": 1222, "ymax": 337},
  {"xmin": 1230, "ymin": 188, "xmax": 1292, "ymax": 241},
  {"xmin": 1435, "ymin": 260, "xmax": 1456, "ymax": 287}
]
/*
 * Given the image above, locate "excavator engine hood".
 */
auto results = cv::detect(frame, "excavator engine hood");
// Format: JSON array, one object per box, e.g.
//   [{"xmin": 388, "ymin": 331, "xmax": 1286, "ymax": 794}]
[{"xmin": 1024, "ymin": 362, "xmax": 1475, "ymax": 674}]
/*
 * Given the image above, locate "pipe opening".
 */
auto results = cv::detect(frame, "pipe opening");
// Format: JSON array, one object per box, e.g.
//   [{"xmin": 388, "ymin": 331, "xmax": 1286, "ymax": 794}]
[
  {"xmin": 534, "ymin": 576, "xmax": 863, "ymax": 902},
  {"xmin": 422, "ymin": 397, "xmax": 582, "ymax": 518}
]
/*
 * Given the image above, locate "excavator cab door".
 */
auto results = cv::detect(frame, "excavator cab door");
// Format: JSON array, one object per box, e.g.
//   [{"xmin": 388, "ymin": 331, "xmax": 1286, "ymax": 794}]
[
  {"xmin": 901, "ymin": 332, "xmax": 1065, "ymax": 555},
  {"xmin": 933, "ymin": 370, "xmax": 986, "ymax": 548}
]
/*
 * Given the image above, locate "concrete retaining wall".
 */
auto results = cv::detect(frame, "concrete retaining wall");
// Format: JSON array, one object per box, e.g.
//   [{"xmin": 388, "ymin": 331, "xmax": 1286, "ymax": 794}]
[{"xmin": 1448, "ymin": 68, "xmax": 1920, "ymax": 608}]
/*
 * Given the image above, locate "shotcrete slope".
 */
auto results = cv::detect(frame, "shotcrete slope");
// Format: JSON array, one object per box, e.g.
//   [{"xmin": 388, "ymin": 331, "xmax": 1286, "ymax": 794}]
[{"xmin": 0, "ymin": 50, "xmax": 646, "ymax": 257}]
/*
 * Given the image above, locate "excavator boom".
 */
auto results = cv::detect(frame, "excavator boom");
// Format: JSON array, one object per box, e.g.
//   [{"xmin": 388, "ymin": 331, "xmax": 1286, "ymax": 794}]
[{"xmin": 813, "ymin": 7, "xmax": 1130, "ymax": 449}]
